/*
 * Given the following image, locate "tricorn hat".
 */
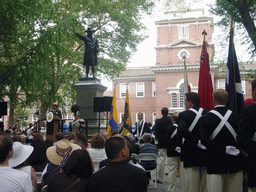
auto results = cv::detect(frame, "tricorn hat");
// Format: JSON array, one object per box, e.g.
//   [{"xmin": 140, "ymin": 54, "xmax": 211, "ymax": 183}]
[{"xmin": 85, "ymin": 27, "xmax": 96, "ymax": 33}]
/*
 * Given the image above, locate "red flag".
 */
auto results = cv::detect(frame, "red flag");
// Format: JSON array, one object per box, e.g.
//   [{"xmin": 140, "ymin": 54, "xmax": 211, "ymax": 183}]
[{"xmin": 198, "ymin": 40, "xmax": 214, "ymax": 110}]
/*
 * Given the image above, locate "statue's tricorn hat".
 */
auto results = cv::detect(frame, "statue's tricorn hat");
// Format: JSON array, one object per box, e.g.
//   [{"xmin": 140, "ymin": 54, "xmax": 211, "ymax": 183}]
[{"xmin": 85, "ymin": 27, "xmax": 96, "ymax": 33}]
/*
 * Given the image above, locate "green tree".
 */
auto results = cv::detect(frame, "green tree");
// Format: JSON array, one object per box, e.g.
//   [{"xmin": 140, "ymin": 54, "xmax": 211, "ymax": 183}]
[
  {"xmin": 210, "ymin": 0, "xmax": 256, "ymax": 54},
  {"xmin": 14, "ymin": 106, "xmax": 29, "ymax": 128},
  {"xmin": 1, "ymin": 0, "xmax": 155, "ymax": 127}
]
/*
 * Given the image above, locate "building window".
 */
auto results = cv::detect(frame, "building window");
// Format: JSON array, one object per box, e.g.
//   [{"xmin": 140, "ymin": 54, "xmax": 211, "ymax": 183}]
[
  {"xmin": 218, "ymin": 79, "xmax": 226, "ymax": 89},
  {"xmin": 120, "ymin": 83, "xmax": 126, "ymax": 98},
  {"xmin": 136, "ymin": 82, "xmax": 145, "ymax": 97},
  {"xmin": 67, "ymin": 113, "xmax": 72, "ymax": 120},
  {"xmin": 152, "ymin": 82, "xmax": 156, "ymax": 97},
  {"xmin": 179, "ymin": 83, "xmax": 184, "ymax": 108},
  {"xmin": 178, "ymin": 25, "xmax": 189, "ymax": 40},
  {"xmin": 172, "ymin": 93, "xmax": 177, "ymax": 108},
  {"xmin": 152, "ymin": 112, "xmax": 156, "ymax": 126}
]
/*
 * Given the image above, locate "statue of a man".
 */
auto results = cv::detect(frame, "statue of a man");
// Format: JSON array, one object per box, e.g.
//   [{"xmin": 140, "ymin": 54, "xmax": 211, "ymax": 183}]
[{"xmin": 75, "ymin": 28, "xmax": 99, "ymax": 78}]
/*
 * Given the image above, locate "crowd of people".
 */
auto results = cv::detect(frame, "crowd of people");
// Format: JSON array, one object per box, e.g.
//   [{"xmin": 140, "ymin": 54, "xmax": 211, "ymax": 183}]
[{"xmin": 0, "ymin": 78, "xmax": 255, "ymax": 192}]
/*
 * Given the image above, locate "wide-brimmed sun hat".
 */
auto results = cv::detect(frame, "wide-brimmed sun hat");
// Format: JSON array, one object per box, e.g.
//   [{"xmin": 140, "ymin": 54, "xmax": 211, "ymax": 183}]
[
  {"xmin": 46, "ymin": 139, "xmax": 81, "ymax": 166},
  {"xmin": 9, "ymin": 142, "xmax": 34, "ymax": 168}
]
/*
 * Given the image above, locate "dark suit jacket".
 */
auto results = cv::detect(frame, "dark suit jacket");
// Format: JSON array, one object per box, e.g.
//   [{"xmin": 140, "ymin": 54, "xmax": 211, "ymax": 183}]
[
  {"xmin": 134, "ymin": 120, "xmax": 151, "ymax": 137},
  {"xmin": 200, "ymin": 106, "xmax": 243, "ymax": 174},
  {"xmin": 238, "ymin": 103, "xmax": 256, "ymax": 187},
  {"xmin": 177, "ymin": 106, "xmax": 208, "ymax": 167},
  {"xmin": 155, "ymin": 115, "xmax": 173, "ymax": 148}
]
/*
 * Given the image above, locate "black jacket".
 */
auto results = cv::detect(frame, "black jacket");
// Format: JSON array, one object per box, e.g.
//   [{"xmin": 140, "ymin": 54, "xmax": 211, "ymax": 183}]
[
  {"xmin": 177, "ymin": 106, "xmax": 208, "ymax": 167},
  {"xmin": 200, "ymin": 106, "xmax": 243, "ymax": 174},
  {"xmin": 155, "ymin": 115, "xmax": 173, "ymax": 148},
  {"xmin": 165, "ymin": 124, "xmax": 180, "ymax": 157},
  {"xmin": 238, "ymin": 103, "xmax": 256, "ymax": 187}
]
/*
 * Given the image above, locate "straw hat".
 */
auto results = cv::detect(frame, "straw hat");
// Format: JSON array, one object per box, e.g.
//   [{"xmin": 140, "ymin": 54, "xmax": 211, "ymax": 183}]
[
  {"xmin": 46, "ymin": 139, "xmax": 81, "ymax": 166},
  {"xmin": 52, "ymin": 102, "xmax": 58, "ymax": 106},
  {"xmin": 9, "ymin": 142, "xmax": 34, "ymax": 168}
]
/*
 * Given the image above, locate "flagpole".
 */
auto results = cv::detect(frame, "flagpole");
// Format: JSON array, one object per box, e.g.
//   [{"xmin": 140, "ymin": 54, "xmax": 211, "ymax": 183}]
[
  {"xmin": 183, "ymin": 56, "xmax": 189, "ymax": 92},
  {"xmin": 231, "ymin": 20, "xmax": 238, "ymax": 112}
]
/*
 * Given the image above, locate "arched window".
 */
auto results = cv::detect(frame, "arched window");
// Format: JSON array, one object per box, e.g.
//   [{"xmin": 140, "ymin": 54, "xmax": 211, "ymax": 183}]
[{"xmin": 179, "ymin": 83, "xmax": 184, "ymax": 108}]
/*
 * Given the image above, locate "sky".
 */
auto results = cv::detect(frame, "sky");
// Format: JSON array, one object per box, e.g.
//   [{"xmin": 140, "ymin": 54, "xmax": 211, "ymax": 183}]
[{"xmin": 101, "ymin": 0, "xmax": 254, "ymax": 90}]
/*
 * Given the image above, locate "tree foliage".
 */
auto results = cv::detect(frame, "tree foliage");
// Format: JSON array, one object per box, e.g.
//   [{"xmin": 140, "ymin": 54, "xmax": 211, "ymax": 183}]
[
  {"xmin": 0, "ymin": 0, "xmax": 154, "ymax": 127},
  {"xmin": 209, "ymin": 0, "xmax": 256, "ymax": 55}
]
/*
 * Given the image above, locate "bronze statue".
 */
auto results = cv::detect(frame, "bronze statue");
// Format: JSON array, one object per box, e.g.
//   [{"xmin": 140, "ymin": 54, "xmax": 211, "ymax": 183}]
[{"xmin": 75, "ymin": 28, "xmax": 99, "ymax": 78}]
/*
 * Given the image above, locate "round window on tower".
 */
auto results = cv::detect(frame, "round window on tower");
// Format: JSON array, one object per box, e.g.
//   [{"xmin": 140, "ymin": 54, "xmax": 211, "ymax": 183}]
[{"xmin": 178, "ymin": 49, "xmax": 190, "ymax": 60}]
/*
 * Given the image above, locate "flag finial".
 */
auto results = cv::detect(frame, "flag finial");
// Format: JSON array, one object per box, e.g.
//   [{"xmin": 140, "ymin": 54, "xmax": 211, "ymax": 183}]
[{"xmin": 202, "ymin": 30, "xmax": 207, "ymax": 42}]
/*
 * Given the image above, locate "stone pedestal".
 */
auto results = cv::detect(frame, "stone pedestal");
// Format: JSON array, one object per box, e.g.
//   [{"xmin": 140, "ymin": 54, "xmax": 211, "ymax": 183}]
[{"xmin": 73, "ymin": 78, "xmax": 107, "ymax": 136}]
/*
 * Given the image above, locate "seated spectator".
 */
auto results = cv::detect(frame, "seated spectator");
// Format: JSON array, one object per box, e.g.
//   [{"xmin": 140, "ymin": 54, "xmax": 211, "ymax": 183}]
[
  {"xmin": 47, "ymin": 149, "xmax": 94, "ymax": 192},
  {"xmin": 101, "ymin": 132, "xmax": 109, "ymax": 141},
  {"xmin": 33, "ymin": 133, "xmax": 44, "ymax": 141},
  {"xmin": 0, "ymin": 134, "xmax": 33, "ymax": 191},
  {"xmin": 27, "ymin": 138, "xmax": 47, "ymax": 172},
  {"xmin": 12, "ymin": 135, "xmax": 23, "ymax": 143},
  {"xmin": 68, "ymin": 132, "xmax": 77, "ymax": 143},
  {"xmin": 99, "ymin": 136, "xmax": 144, "ymax": 171},
  {"xmin": 9, "ymin": 142, "xmax": 37, "ymax": 192},
  {"xmin": 124, "ymin": 133, "xmax": 139, "ymax": 154},
  {"xmin": 139, "ymin": 133, "xmax": 158, "ymax": 183},
  {"xmin": 53, "ymin": 132, "xmax": 64, "ymax": 146},
  {"xmin": 41, "ymin": 139, "xmax": 81, "ymax": 186},
  {"xmin": 87, "ymin": 136, "xmax": 148, "ymax": 192},
  {"xmin": 44, "ymin": 138, "xmax": 53, "ymax": 149},
  {"xmin": 77, "ymin": 132, "xmax": 90, "ymax": 149},
  {"xmin": 87, "ymin": 133, "xmax": 106, "ymax": 163}
]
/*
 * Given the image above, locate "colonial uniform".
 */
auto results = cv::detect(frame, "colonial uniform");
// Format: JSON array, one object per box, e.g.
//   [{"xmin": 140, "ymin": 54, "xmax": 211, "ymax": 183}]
[
  {"xmin": 155, "ymin": 115, "xmax": 173, "ymax": 183},
  {"xmin": 238, "ymin": 102, "xmax": 256, "ymax": 190},
  {"xmin": 177, "ymin": 106, "xmax": 208, "ymax": 192},
  {"xmin": 165, "ymin": 123, "xmax": 181, "ymax": 192},
  {"xmin": 200, "ymin": 105, "xmax": 243, "ymax": 192}
]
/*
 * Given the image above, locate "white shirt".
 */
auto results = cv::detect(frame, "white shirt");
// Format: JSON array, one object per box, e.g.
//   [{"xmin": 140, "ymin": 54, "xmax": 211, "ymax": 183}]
[
  {"xmin": 87, "ymin": 148, "xmax": 106, "ymax": 162},
  {"xmin": 0, "ymin": 166, "xmax": 33, "ymax": 192}
]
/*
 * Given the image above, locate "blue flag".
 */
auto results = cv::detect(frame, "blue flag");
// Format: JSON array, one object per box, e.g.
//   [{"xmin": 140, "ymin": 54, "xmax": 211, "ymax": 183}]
[{"xmin": 226, "ymin": 25, "xmax": 244, "ymax": 114}]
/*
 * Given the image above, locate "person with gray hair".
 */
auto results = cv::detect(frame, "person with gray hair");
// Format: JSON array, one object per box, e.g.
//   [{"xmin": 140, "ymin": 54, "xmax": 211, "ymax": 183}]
[{"xmin": 139, "ymin": 133, "xmax": 158, "ymax": 184}]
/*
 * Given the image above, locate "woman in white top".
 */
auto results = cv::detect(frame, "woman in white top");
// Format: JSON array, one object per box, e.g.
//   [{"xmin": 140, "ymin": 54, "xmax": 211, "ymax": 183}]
[
  {"xmin": 9, "ymin": 142, "xmax": 37, "ymax": 192},
  {"xmin": 87, "ymin": 133, "xmax": 106, "ymax": 171}
]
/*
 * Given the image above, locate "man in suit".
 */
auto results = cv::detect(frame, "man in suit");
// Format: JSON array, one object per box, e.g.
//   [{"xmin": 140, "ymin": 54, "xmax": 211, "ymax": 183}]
[
  {"xmin": 238, "ymin": 79, "xmax": 256, "ymax": 192},
  {"xmin": 154, "ymin": 107, "xmax": 173, "ymax": 183},
  {"xmin": 177, "ymin": 92, "xmax": 208, "ymax": 192},
  {"xmin": 134, "ymin": 112, "xmax": 151, "ymax": 142},
  {"xmin": 200, "ymin": 89, "xmax": 243, "ymax": 192}
]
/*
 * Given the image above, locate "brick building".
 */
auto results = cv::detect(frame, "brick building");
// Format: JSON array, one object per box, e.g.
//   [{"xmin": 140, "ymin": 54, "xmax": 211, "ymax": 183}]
[{"xmin": 111, "ymin": 9, "xmax": 255, "ymax": 126}]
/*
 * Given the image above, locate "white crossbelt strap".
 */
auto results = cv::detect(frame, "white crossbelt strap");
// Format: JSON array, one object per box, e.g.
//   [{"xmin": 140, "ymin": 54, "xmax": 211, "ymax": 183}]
[
  {"xmin": 182, "ymin": 108, "xmax": 203, "ymax": 144},
  {"xmin": 137, "ymin": 120, "xmax": 145, "ymax": 137},
  {"xmin": 170, "ymin": 124, "xmax": 178, "ymax": 139},
  {"xmin": 188, "ymin": 108, "xmax": 203, "ymax": 132},
  {"xmin": 209, "ymin": 110, "xmax": 237, "ymax": 141}
]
